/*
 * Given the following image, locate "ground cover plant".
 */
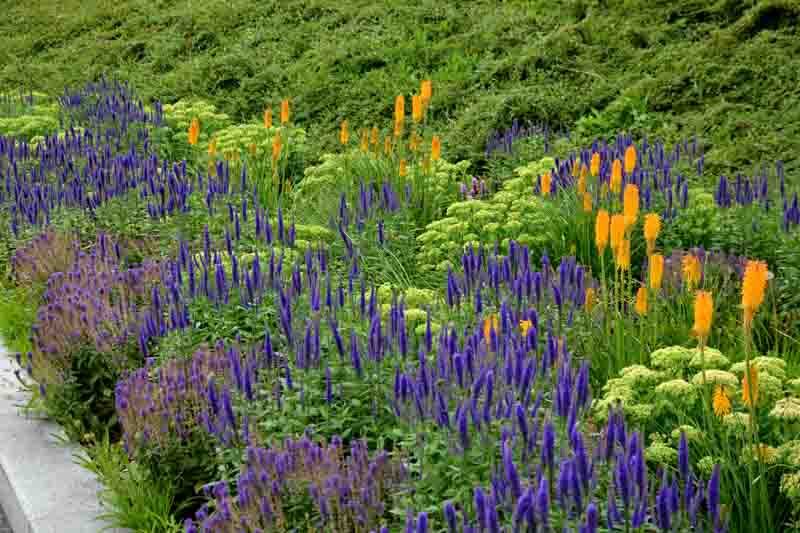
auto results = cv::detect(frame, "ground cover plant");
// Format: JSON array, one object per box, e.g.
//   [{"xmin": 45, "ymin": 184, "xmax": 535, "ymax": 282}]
[{"xmin": 0, "ymin": 5, "xmax": 799, "ymax": 531}]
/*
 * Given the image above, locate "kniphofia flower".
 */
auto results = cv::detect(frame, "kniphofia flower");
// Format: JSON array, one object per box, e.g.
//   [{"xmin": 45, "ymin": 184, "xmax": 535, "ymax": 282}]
[
  {"xmin": 263, "ymin": 107, "xmax": 273, "ymax": 129},
  {"xmin": 280, "ymin": 99, "xmax": 290, "ymax": 124},
  {"xmin": 541, "ymin": 172, "xmax": 552, "ymax": 197},
  {"xmin": 595, "ymin": 210, "xmax": 610, "ymax": 253},
  {"xmin": 483, "ymin": 314, "xmax": 499, "ymax": 346},
  {"xmin": 272, "ymin": 131, "xmax": 282, "ymax": 170},
  {"xmin": 692, "ymin": 290, "xmax": 713, "ymax": 341},
  {"xmin": 384, "ymin": 136, "xmax": 392, "ymax": 156},
  {"xmin": 572, "ymin": 161, "xmax": 580, "ymax": 177},
  {"xmin": 649, "ymin": 254, "xmax": 664, "ymax": 290},
  {"xmin": 188, "ymin": 118, "xmax": 200, "ymax": 145},
  {"xmin": 624, "ymin": 144, "xmax": 637, "ymax": 174},
  {"xmin": 615, "ymin": 239, "xmax": 631, "ymax": 271},
  {"xmin": 582, "ymin": 192, "xmax": 592, "ymax": 213},
  {"xmin": 412, "ymin": 95, "xmax": 423, "ymax": 122},
  {"xmin": 610, "ymin": 214, "xmax": 625, "ymax": 251},
  {"xmin": 742, "ymin": 365, "xmax": 759, "ymax": 407},
  {"xmin": 208, "ymin": 138, "xmax": 217, "ymax": 157},
  {"xmin": 399, "ymin": 159, "xmax": 407, "ymax": 177},
  {"xmin": 371, "ymin": 126, "xmax": 379, "ymax": 147},
  {"xmin": 420, "ymin": 79, "xmax": 432, "ymax": 107},
  {"xmin": 590, "ymin": 152, "xmax": 600, "ymax": 177},
  {"xmin": 682, "ymin": 254, "xmax": 702, "ymax": 289},
  {"xmin": 742, "ymin": 260, "xmax": 769, "ymax": 329},
  {"xmin": 611, "ymin": 160, "xmax": 622, "ymax": 193},
  {"xmin": 577, "ymin": 171, "xmax": 586, "ymax": 196},
  {"xmin": 644, "ymin": 213, "xmax": 661, "ymax": 254},
  {"xmin": 340, "ymin": 120, "xmax": 349, "ymax": 145},
  {"xmin": 635, "ymin": 287, "xmax": 648, "ymax": 316},
  {"xmin": 394, "ymin": 95, "xmax": 405, "ymax": 126},
  {"xmin": 519, "ymin": 320, "xmax": 532, "ymax": 337},
  {"xmin": 360, "ymin": 129, "xmax": 369, "ymax": 152},
  {"xmin": 585, "ymin": 287, "xmax": 596, "ymax": 311},
  {"xmin": 712, "ymin": 384, "xmax": 732, "ymax": 417},
  {"xmin": 623, "ymin": 184, "xmax": 639, "ymax": 228},
  {"xmin": 431, "ymin": 135, "xmax": 441, "ymax": 161}
]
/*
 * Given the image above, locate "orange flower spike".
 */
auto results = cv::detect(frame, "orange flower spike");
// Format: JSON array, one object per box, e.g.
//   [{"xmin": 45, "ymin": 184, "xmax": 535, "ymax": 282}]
[
  {"xmin": 623, "ymin": 184, "xmax": 640, "ymax": 229},
  {"xmin": 394, "ymin": 95, "xmax": 405, "ymax": 126},
  {"xmin": 624, "ymin": 144, "xmax": 637, "ymax": 174},
  {"xmin": 692, "ymin": 290, "xmax": 714, "ymax": 341},
  {"xmin": 590, "ymin": 152, "xmax": 600, "ymax": 177},
  {"xmin": 483, "ymin": 314, "xmax": 499, "ymax": 346},
  {"xmin": 541, "ymin": 172, "xmax": 552, "ymax": 197},
  {"xmin": 742, "ymin": 260, "xmax": 769, "ymax": 329},
  {"xmin": 712, "ymin": 384, "xmax": 732, "ymax": 417},
  {"xmin": 188, "ymin": 118, "xmax": 200, "ymax": 146},
  {"xmin": 412, "ymin": 95, "xmax": 423, "ymax": 123},
  {"xmin": 360, "ymin": 129, "xmax": 369, "ymax": 153},
  {"xmin": 263, "ymin": 108, "xmax": 273, "ymax": 129},
  {"xmin": 577, "ymin": 173, "xmax": 587, "ymax": 195},
  {"xmin": 635, "ymin": 286, "xmax": 648, "ymax": 316},
  {"xmin": 431, "ymin": 135, "xmax": 442, "ymax": 161},
  {"xmin": 399, "ymin": 159, "xmax": 407, "ymax": 177},
  {"xmin": 611, "ymin": 159, "xmax": 622, "ymax": 193},
  {"xmin": 572, "ymin": 161, "xmax": 580, "ymax": 178},
  {"xmin": 682, "ymin": 254, "xmax": 702, "ymax": 290},
  {"xmin": 370, "ymin": 127, "xmax": 379, "ymax": 147},
  {"xmin": 595, "ymin": 209, "xmax": 610, "ymax": 254},
  {"xmin": 742, "ymin": 365, "xmax": 760, "ymax": 407},
  {"xmin": 585, "ymin": 287, "xmax": 596, "ymax": 311},
  {"xmin": 280, "ymin": 99, "xmax": 290, "ymax": 124},
  {"xmin": 582, "ymin": 192, "xmax": 592, "ymax": 213},
  {"xmin": 519, "ymin": 320, "xmax": 532, "ymax": 337},
  {"xmin": 610, "ymin": 214, "xmax": 625, "ymax": 251},
  {"xmin": 272, "ymin": 130, "xmax": 282, "ymax": 165},
  {"xmin": 649, "ymin": 254, "xmax": 664, "ymax": 291},
  {"xmin": 643, "ymin": 213, "xmax": 662, "ymax": 255},
  {"xmin": 616, "ymin": 239, "xmax": 631, "ymax": 271},
  {"xmin": 580, "ymin": 163, "xmax": 589, "ymax": 182},
  {"xmin": 420, "ymin": 79, "xmax": 432, "ymax": 107},
  {"xmin": 339, "ymin": 120, "xmax": 349, "ymax": 146}
]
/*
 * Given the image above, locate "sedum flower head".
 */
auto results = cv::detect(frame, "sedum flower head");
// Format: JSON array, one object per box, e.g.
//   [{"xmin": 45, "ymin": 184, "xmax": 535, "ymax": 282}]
[
  {"xmin": 650, "ymin": 346, "xmax": 694, "ymax": 371},
  {"xmin": 620, "ymin": 365, "xmax": 663, "ymax": 389},
  {"xmin": 770, "ymin": 396, "xmax": 800, "ymax": 422},
  {"xmin": 697, "ymin": 456, "xmax": 718, "ymax": 477},
  {"xmin": 731, "ymin": 357, "xmax": 787, "ymax": 382},
  {"xmin": 780, "ymin": 472, "xmax": 800, "ymax": 502},
  {"xmin": 691, "ymin": 369, "xmax": 738, "ymax": 388},
  {"xmin": 670, "ymin": 425, "xmax": 701, "ymax": 443},
  {"xmin": 646, "ymin": 441, "xmax": 678, "ymax": 465},
  {"xmin": 723, "ymin": 412, "xmax": 751, "ymax": 430},
  {"xmin": 688, "ymin": 347, "xmax": 729, "ymax": 370},
  {"xmin": 656, "ymin": 379, "xmax": 696, "ymax": 401}
]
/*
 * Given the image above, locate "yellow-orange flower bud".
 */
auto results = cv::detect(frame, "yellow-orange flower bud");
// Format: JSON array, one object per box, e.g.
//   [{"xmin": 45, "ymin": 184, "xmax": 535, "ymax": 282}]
[
  {"xmin": 280, "ymin": 99, "xmax": 290, "ymax": 124},
  {"xmin": 623, "ymin": 184, "xmax": 639, "ymax": 229},
  {"xmin": 692, "ymin": 290, "xmax": 713, "ymax": 341},
  {"xmin": 431, "ymin": 135, "xmax": 441, "ymax": 161},
  {"xmin": 649, "ymin": 254, "xmax": 664, "ymax": 290},
  {"xmin": 624, "ymin": 144, "xmax": 637, "ymax": 174},
  {"xmin": 595, "ymin": 209, "xmax": 610, "ymax": 253},
  {"xmin": 590, "ymin": 152, "xmax": 600, "ymax": 177},
  {"xmin": 643, "ymin": 213, "xmax": 661, "ymax": 254},
  {"xmin": 635, "ymin": 286, "xmax": 648, "ymax": 316}
]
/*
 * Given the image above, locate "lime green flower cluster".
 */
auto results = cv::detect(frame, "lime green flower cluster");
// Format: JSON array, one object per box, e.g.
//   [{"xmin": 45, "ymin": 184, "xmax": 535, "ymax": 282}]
[
  {"xmin": 213, "ymin": 123, "xmax": 307, "ymax": 159},
  {"xmin": 162, "ymin": 99, "xmax": 231, "ymax": 145},
  {"xmin": 416, "ymin": 157, "xmax": 561, "ymax": 273},
  {"xmin": 374, "ymin": 284, "xmax": 441, "ymax": 335},
  {"xmin": 593, "ymin": 345, "xmax": 792, "ymax": 424},
  {"xmin": 0, "ymin": 93, "xmax": 60, "ymax": 139}
]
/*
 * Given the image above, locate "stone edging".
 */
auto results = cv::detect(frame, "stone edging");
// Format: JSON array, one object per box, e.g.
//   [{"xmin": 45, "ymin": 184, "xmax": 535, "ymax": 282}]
[{"xmin": 0, "ymin": 346, "xmax": 128, "ymax": 533}]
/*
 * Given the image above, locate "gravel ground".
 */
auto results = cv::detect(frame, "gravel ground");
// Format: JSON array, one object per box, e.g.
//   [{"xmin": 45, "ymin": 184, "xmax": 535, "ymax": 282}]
[{"xmin": 0, "ymin": 503, "xmax": 11, "ymax": 533}]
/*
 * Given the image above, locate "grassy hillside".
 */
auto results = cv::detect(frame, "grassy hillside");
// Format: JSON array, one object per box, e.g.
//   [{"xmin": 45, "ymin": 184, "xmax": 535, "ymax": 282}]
[{"xmin": 2, "ymin": 0, "xmax": 799, "ymax": 176}]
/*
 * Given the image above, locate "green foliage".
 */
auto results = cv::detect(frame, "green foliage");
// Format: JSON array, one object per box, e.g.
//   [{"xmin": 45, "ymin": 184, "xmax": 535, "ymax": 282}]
[
  {"xmin": 4, "ymin": 0, "xmax": 798, "ymax": 176},
  {"xmin": 78, "ymin": 434, "xmax": 187, "ymax": 533}
]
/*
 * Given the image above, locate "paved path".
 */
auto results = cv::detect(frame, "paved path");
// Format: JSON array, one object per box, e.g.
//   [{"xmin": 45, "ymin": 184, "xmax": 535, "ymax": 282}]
[{"xmin": 0, "ymin": 502, "xmax": 12, "ymax": 532}]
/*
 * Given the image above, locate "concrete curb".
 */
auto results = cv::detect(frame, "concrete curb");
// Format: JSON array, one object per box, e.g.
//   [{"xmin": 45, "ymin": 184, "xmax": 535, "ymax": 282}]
[{"xmin": 0, "ymin": 346, "xmax": 127, "ymax": 533}]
